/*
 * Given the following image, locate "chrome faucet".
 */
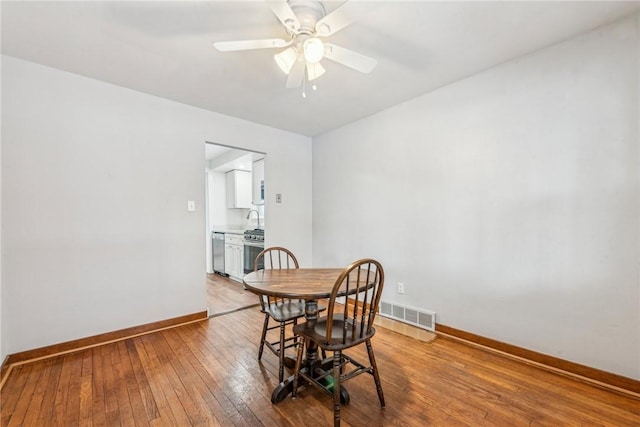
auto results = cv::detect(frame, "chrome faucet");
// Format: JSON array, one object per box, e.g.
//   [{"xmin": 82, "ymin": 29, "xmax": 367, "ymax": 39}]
[{"xmin": 246, "ymin": 209, "xmax": 261, "ymax": 229}]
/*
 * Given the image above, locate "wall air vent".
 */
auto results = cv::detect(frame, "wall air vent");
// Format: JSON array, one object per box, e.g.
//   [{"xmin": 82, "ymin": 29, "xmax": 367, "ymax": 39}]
[{"xmin": 379, "ymin": 301, "xmax": 436, "ymax": 331}]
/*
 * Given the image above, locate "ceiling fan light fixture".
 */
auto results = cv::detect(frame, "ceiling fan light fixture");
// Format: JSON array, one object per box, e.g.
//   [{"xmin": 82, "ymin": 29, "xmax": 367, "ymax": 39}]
[
  {"xmin": 303, "ymin": 37, "xmax": 324, "ymax": 63},
  {"xmin": 306, "ymin": 61, "xmax": 326, "ymax": 81},
  {"xmin": 274, "ymin": 47, "xmax": 297, "ymax": 74}
]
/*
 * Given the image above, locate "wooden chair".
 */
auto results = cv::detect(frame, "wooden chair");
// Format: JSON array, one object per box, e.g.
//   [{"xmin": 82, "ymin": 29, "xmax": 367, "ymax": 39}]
[
  {"xmin": 292, "ymin": 258, "xmax": 385, "ymax": 427},
  {"xmin": 254, "ymin": 246, "xmax": 306, "ymax": 383}
]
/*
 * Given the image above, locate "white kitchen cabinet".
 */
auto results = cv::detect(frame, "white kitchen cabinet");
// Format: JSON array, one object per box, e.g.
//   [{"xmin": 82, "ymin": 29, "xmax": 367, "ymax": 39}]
[
  {"xmin": 224, "ymin": 234, "xmax": 244, "ymax": 282},
  {"xmin": 226, "ymin": 170, "xmax": 251, "ymax": 209},
  {"xmin": 252, "ymin": 159, "xmax": 265, "ymax": 205},
  {"xmin": 224, "ymin": 243, "xmax": 234, "ymax": 277}
]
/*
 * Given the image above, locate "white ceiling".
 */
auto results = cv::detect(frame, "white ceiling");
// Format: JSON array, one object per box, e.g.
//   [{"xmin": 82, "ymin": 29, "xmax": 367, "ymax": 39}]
[
  {"xmin": 2, "ymin": 1, "xmax": 638, "ymax": 137},
  {"xmin": 205, "ymin": 144, "xmax": 232, "ymax": 161},
  {"xmin": 205, "ymin": 143, "xmax": 264, "ymax": 171}
]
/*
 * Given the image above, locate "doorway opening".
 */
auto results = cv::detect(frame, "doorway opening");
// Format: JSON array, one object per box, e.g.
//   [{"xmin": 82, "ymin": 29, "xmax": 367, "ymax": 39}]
[{"xmin": 205, "ymin": 142, "xmax": 266, "ymax": 316}]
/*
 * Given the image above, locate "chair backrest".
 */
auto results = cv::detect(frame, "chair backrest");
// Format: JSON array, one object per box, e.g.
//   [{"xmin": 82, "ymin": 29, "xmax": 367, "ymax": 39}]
[
  {"xmin": 325, "ymin": 259, "xmax": 385, "ymax": 344},
  {"xmin": 253, "ymin": 246, "xmax": 299, "ymax": 271},
  {"xmin": 254, "ymin": 247, "xmax": 300, "ymax": 308}
]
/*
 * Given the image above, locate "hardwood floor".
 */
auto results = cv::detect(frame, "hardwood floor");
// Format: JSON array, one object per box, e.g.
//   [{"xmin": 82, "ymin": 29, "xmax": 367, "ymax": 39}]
[
  {"xmin": 2, "ymin": 306, "xmax": 639, "ymax": 426},
  {"xmin": 207, "ymin": 273, "xmax": 259, "ymax": 316}
]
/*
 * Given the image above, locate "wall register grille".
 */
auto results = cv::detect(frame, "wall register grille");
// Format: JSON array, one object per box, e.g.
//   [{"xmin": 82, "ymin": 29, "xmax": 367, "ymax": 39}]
[{"xmin": 379, "ymin": 301, "xmax": 436, "ymax": 331}]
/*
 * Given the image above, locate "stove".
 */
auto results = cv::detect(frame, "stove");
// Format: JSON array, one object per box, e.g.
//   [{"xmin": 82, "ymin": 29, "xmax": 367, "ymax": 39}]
[
  {"xmin": 244, "ymin": 229, "xmax": 264, "ymax": 274},
  {"xmin": 244, "ymin": 228, "xmax": 264, "ymax": 244}
]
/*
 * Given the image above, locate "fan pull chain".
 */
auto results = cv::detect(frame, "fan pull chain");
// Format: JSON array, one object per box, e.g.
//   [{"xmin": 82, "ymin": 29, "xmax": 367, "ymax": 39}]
[
  {"xmin": 301, "ymin": 64, "xmax": 319, "ymax": 98},
  {"xmin": 311, "ymin": 63, "xmax": 318, "ymax": 91},
  {"xmin": 302, "ymin": 71, "xmax": 307, "ymax": 98}
]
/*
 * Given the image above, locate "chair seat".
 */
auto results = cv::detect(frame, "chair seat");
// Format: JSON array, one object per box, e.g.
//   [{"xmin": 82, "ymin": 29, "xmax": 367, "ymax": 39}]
[
  {"xmin": 293, "ymin": 315, "xmax": 376, "ymax": 351},
  {"xmin": 263, "ymin": 301, "xmax": 326, "ymax": 322},
  {"xmin": 263, "ymin": 300, "xmax": 305, "ymax": 322}
]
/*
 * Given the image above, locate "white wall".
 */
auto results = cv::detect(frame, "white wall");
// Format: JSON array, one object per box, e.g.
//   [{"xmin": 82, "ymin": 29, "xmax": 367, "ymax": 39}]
[
  {"xmin": 0, "ymin": 7, "xmax": 3, "ymax": 360},
  {"xmin": 1, "ymin": 55, "xmax": 312, "ymax": 358},
  {"xmin": 313, "ymin": 16, "xmax": 639, "ymax": 379}
]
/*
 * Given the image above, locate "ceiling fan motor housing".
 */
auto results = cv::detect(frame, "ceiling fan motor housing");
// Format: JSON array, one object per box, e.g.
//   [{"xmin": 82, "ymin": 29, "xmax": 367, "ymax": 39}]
[{"xmin": 288, "ymin": 0, "xmax": 326, "ymax": 36}]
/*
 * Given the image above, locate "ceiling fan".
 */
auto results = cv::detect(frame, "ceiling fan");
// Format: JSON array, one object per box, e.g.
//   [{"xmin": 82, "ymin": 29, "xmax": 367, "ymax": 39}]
[{"xmin": 213, "ymin": 0, "xmax": 377, "ymax": 93}]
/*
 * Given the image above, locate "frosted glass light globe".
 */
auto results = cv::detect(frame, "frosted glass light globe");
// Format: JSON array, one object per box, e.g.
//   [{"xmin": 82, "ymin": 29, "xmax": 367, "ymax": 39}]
[{"xmin": 303, "ymin": 38, "xmax": 324, "ymax": 64}]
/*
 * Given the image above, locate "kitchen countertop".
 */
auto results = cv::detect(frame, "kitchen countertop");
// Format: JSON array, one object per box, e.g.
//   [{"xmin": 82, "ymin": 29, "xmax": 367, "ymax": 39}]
[{"xmin": 212, "ymin": 229, "xmax": 245, "ymax": 235}]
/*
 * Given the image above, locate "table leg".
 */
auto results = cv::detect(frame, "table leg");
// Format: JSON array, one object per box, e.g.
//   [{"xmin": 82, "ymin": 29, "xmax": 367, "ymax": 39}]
[
  {"xmin": 270, "ymin": 298, "xmax": 351, "ymax": 404},
  {"xmin": 270, "ymin": 299, "xmax": 319, "ymax": 403},
  {"xmin": 303, "ymin": 299, "xmax": 320, "ymax": 369}
]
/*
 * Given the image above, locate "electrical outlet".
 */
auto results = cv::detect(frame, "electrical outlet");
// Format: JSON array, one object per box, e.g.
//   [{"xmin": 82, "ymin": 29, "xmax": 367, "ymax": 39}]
[{"xmin": 397, "ymin": 282, "xmax": 405, "ymax": 294}]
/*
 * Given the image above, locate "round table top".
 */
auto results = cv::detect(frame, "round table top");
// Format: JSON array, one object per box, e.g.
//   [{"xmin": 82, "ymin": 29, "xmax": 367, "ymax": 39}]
[{"xmin": 243, "ymin": 268, "xmax": 346, "ymax": 300}]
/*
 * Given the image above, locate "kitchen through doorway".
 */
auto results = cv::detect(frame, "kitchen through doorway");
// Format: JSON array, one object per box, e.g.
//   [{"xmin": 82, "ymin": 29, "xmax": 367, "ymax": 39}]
[{"xmin": 205, "ymin": 142, "xmax": 266, "ymax": 316}]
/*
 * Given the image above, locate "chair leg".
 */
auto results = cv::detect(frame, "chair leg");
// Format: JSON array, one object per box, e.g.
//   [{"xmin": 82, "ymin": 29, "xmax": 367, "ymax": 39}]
[
  {"xmin": 292, "ymin": 337, "xmax": 305, "ymax": 398},
  {"xmin": 366, "ymin": 340, "xmax": 385, "ymax": 408},
  {"xmin": 258, "ymin": 313, "xmax": 270, "ymax": 361},
  {"xmin": 333, "ymin": 350, "xmax": 342, "ymax": 427},
  {"xmin": 278, "ymin": 321, "xmax": 286, "ymax": 383},
  {"xmin": 292, "ymin": 318, "xmax": 298, "ymax": 347}
]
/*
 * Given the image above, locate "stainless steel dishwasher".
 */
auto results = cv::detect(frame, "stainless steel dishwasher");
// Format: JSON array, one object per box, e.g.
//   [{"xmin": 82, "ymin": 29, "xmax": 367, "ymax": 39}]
[{"xmin": 212, "ymin": 232, "xmax": 226, "ymax": 275}]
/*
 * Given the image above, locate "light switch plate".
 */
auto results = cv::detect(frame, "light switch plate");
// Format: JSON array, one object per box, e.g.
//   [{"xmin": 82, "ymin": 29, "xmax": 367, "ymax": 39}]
[
  {"xmin": 187, "ymin": 200, "xmax": 196, "ymax": 212},
  {"xmin": 276, "ymin": 193, "xmax": 282, "ymax": 203}
]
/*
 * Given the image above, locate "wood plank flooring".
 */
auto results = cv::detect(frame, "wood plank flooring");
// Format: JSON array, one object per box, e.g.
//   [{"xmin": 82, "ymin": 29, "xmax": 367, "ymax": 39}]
[
  {"xmin": 2, "ymin": 305, "xmax": 639, "ymax": 426},
  {"xmin": 207, "ymin": 273, "xmax": 259, "ymax": 317}
]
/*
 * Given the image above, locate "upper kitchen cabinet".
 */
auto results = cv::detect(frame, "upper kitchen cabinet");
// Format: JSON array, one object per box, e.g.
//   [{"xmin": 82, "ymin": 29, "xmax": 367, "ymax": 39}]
[
  {"xmin": 226, "ymin": 169, "xmax": 251, "ymax": 209},
  {"xmin": 252, "ymin": 159, "xmax": 264, "ymax": 205}
]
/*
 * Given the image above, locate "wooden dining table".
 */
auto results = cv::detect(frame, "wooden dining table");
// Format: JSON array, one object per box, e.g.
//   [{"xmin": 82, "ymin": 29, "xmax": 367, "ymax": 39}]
[{"xmin": 243, "ymin": 268, "xmax": 353, "ymax": 404}]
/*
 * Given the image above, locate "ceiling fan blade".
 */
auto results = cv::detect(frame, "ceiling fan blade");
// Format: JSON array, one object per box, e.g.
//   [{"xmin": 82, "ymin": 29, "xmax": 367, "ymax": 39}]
[
  {"xmin": 323, "ymin": 43, "xmax": 377, "ymax": 74},
  {"xmin": 306, "ymin": 62, "xmax": 326, "ymax": 81},
  {"xmin": 267, "ymin": 0, "xmax": 300, "ymax": 32},
  {"xmin": 213, "ymin": 38, "xmax": 291, "ymax": 52},
  {"xmin": 286, "ymin": 59, "xmax": 305, "ymax": 88},
  {"xmin": 315, "ymin": 0, "xmax": 358, "ymax": 36}
]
